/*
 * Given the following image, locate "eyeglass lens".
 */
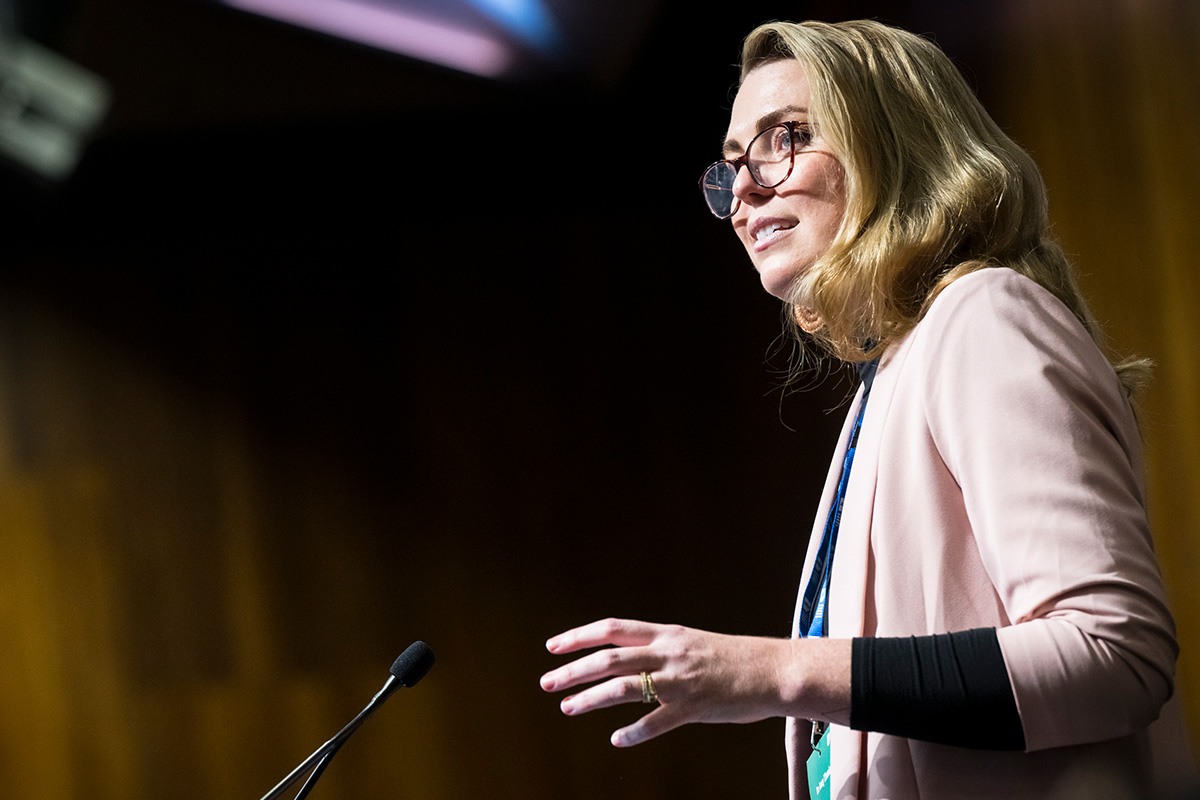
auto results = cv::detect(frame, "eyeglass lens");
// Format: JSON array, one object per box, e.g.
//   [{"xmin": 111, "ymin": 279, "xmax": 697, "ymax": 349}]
[
  {"xmin": 700, "ymin": 123, "xmax": 799, "ymax": 219},
  {"xmin": 701, "ymin": 162, "xmax": 738, "ymax": 218}
]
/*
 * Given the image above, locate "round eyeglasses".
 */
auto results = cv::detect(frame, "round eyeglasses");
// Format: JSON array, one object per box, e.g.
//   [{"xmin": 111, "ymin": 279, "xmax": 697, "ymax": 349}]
[{"xmin": 698, "ymin": 121, "xmax": 813, "ymax": 219}]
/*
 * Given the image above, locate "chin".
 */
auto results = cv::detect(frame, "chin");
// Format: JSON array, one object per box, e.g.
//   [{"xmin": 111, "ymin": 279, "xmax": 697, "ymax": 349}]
[{"xmin": 758, "ymin": 262, "xmax": 814, "ymax": 305}]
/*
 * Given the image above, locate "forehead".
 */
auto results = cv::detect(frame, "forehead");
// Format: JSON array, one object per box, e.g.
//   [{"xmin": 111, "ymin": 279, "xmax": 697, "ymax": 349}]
[{"xmin": 725, "ymin": 59, "xmax": 813, "ymax": 153}]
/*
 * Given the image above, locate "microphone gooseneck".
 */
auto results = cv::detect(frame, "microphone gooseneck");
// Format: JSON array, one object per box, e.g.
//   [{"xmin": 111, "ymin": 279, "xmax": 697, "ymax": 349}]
[{"xmin": 258, "ymin": 643, "xmax": 436, "ymax": 800}]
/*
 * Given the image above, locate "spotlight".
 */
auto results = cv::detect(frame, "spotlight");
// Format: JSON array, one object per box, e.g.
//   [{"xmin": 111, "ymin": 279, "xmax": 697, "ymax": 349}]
[{"xmin": 0, "ymin": 25, "xmax": 110, "ymax": 182}]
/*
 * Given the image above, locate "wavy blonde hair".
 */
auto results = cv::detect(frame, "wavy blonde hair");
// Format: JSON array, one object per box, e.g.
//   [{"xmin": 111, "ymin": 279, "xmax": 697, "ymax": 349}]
[{"xmin": 741, "ymin": 19, "xmax": 1150, "ymax": 394}]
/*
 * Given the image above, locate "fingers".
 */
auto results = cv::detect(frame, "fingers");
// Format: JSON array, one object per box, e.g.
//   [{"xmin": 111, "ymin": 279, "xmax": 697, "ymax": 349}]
[
  {"xmin": 560, "ymin": 671, "xmax": 655, "ymax": 715},
  {"xmin": 541, "ymin": 618, "xmax": 696, "ymax": 749},
  {"xmin": 540, "ymin": 618, "xmax": 666, "ymax": 694},
  {"xmin": 611, "ymin": 703, "xmax": 689, "ymax": 748},
  {"xmin": 545, "ymin": 618, "xmax": 661, "ymax": 655},
  {"xmin": 558, "ymin": 676, "xmax": 688, "ymax": 748},
  {"xmin": 540, "ymin": 644, "xmax": 655, "ymax": 693}
]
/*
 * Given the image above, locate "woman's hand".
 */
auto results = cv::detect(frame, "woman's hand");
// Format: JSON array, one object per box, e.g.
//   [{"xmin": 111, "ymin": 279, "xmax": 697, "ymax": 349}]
[{"xmin": 539, "ymin": 618, "xmax": 851, "ymax": 747}]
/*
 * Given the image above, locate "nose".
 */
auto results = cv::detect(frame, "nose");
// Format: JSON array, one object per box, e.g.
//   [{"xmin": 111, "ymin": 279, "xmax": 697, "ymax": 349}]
[{"xmin": 730, "ymin": 161, "xmax": 770, "ymax": 210}]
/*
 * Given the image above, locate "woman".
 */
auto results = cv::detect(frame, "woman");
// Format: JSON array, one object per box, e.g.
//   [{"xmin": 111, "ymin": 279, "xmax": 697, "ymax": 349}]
[{"xmin": 540, "ymin": 19, "xmax": 1187, "ymax": 799}]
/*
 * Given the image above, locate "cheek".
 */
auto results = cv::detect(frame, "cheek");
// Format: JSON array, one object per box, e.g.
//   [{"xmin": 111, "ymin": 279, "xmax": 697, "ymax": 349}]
[
  {"xmin": 731, "ymin": 215, "xmax": 752, "ymax": 248},
  {"xmin": 813, "ymin": 163, "xmax": 848, "ymax": 239}
]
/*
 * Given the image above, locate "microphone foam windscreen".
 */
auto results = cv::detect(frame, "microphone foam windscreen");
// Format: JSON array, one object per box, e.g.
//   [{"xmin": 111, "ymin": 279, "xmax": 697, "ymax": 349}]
[{"xmin": 390, "ymin": 642, "xmax": 435, "ymax": 687}]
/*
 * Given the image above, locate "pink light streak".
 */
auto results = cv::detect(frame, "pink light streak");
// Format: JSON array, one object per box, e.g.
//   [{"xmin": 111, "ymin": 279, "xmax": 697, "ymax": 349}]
[{"xmin": 223, "ymin": 0, "xmax": 517, "ymax": 78}]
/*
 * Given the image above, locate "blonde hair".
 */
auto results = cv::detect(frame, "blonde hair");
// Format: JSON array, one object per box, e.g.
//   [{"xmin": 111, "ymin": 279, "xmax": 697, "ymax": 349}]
[{"xmin": 740, "ymin": 20, "xmax": 1150, "ymax": 394}]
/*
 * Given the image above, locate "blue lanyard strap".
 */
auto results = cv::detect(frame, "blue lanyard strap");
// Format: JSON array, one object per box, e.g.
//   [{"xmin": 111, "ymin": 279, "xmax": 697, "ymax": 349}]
[{"xmin": 798, "ymin": 361, "xmax": 877, "ymax": 638}]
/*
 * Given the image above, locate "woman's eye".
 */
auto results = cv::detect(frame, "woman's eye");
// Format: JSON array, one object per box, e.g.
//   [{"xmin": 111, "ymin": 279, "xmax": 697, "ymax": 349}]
[
  {"xmin": 769, "ymin": 128, "xmax": 794, "ymax": 155},
  {"xmin": 767, "ymin": 124, "xmax": 812, "ymax": 155}
]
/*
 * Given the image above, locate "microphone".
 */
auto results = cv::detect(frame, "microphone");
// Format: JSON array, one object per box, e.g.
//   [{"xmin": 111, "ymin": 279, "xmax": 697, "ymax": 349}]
[{"xmin": 259, "ymin": 642, "xmax": 435, "ymax": 800}]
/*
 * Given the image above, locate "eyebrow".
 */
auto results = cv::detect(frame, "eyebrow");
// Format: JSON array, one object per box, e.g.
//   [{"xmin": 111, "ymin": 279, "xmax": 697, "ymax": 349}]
[{"xmin": 722, "ymin": 105, "xmax": 810, "ymax": 157}]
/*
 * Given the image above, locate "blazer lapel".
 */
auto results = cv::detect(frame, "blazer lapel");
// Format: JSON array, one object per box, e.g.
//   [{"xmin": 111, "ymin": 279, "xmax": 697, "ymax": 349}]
[{"xmin": 792, "ymin": 385, "xmax": 863, "ymax": 638}]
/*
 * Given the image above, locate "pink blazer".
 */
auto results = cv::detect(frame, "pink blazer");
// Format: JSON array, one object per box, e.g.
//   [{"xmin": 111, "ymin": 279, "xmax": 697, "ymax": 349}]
[{"xmin": 787, "ymin": 268, "xmax": 1186, "ymax": 799}]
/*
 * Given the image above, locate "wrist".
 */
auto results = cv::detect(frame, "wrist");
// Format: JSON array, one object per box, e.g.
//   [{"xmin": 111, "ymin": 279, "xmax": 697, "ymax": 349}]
[{"xmin": 780, "ymin": 637, "xmax": 853, "ymax": 725}]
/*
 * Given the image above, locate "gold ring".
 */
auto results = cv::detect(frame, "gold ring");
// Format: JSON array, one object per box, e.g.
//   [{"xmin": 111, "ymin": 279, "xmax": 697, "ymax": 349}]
[{"xmin": 639, "ymin": 671, "xmax": 658, "ymax": 704}]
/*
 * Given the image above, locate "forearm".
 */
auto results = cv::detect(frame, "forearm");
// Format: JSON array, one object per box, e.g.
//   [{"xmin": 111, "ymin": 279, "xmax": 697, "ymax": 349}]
[
  {"xmin": 782, "ymin": 629, "xmax": 1023, "ymax": 750},
  {"xmin": 851, "ymin": 629, "xmax": 1025, "ymax": 750}
]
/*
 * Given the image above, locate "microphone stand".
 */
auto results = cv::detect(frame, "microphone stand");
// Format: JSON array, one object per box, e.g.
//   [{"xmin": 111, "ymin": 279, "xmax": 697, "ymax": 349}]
[
  {"xmin": 259, "ymin": 682, "xmax": 391, "ymax": 800},
  {"xmin": 292, "ymin": 745, "xmax": 340, "ymax": 800},
  {"xmin": 258, "ymin": 642, "xmax": 434, "ymax": 800}
]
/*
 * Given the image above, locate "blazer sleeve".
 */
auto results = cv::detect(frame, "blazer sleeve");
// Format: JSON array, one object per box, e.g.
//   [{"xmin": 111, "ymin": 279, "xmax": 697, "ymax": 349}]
[{"xmin": 919, "ymin": 269, "xmax": 1177, "ymax": 752}]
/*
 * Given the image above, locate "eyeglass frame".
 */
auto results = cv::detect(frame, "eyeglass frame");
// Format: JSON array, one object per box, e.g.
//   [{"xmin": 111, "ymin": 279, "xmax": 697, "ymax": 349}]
[{"xmin": 698, "ymin": 120, "xmax": 814, "ymax": 220}]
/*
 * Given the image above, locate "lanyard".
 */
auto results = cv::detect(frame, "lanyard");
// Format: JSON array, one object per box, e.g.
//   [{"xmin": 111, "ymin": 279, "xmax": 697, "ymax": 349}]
[{"xmin": 798, "ymin": 360, "xmax": 877, "ymax": 639}]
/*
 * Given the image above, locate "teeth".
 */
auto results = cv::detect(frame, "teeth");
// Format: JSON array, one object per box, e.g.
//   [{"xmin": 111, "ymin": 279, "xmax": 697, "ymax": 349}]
[{"xmin": 756, "ymin": 223, "xmax": 784, "ymax": 242}]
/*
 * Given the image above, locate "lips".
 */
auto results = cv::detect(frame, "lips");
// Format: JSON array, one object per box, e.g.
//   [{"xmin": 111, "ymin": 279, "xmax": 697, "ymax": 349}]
[{"xmin": 749, "ymin": 217, "xmax": 797, "ymax": 247}]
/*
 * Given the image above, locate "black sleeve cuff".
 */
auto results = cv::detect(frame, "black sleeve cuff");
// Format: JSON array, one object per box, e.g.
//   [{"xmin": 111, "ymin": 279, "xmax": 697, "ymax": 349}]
[{"xmin": 849, "ymin": 628, "xmax": 1026, "ymax": 750}]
